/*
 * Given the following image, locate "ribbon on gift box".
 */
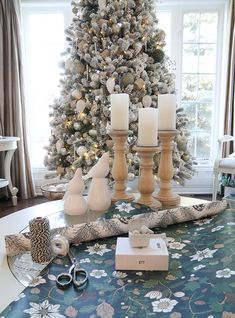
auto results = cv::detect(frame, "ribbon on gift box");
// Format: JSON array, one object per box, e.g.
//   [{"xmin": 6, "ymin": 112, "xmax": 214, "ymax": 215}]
[{"xmin": 5, "ymin": 200, "xmax": 227, "ymax": 256}]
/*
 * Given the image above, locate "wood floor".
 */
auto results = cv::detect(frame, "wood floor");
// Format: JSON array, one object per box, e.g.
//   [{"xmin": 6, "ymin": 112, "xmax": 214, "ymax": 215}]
[
  {"xmin": 0, "ymin": 196, "xmax": 48, "ymax": 218},
  {"xmin": 0, "ymin": 193, "xmax": 216, "ymax": 219}
]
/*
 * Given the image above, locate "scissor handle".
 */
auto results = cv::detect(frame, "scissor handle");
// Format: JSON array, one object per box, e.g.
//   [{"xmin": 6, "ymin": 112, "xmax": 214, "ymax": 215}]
[
  {"xmin": 73, "ymin": 267, "xmax": 89, "ymax": 288},
  {"xmin": 56, "ymin": 272, "xmax": 73, "ymax": 289}
]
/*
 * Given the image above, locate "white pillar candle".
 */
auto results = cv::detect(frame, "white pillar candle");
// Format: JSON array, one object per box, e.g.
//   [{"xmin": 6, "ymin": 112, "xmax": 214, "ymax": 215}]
[
  {"xmin": 138, "ymin": 108, "xmax": 158, "ymax": 146},
  {"xmin": 111, "ymin": 93, "xmax": 129, "ymax": 130},
  {"xmin": 158, "ymin": 94, "xmax": 176, "ymax": 130}
]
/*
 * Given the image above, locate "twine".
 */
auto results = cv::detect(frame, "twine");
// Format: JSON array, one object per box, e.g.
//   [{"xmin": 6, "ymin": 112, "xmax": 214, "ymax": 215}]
[{"xmin": 29, "ymin": 217, "xmax": 51, "ymax": 264}]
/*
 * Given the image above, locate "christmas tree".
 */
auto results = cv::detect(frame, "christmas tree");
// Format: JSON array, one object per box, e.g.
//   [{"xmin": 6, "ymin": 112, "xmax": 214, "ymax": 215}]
[{"xmin": 44, "ymin": 0, "xmax": 195, "ymax": 186}]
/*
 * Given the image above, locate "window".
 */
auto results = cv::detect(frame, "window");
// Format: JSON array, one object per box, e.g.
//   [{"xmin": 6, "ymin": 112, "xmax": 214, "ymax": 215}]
[
  {"xmin": 157, "ymin": 1, "xmax": 228, "ymax": 167},
  {"xmin": 21, "ymin": 1, "xmax": 72, "ymax": 170}
]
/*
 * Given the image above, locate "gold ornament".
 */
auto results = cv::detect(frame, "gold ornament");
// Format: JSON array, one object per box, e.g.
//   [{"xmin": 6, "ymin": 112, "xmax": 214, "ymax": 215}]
[
  {"xmin": 121, "ymin": 73, "xmax": 135, "ymax": 87},
  {"xmin": 134, "ymin": 78, "xmax": 145, "ymax": 90}
]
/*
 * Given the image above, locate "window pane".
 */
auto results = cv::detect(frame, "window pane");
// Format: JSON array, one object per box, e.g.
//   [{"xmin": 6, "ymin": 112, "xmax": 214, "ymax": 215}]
[
  {"xmin": 196, "ymin": 134, "xmax": 211, "ymax": 159},
  {"xmin": 182, "ymin": 44, "xmax": 199, "ymax": 73},
  {"xmin": 181, "ymin": 101, "xmax": 197, "ymax": 130},
  {"xmin": 157, "ymin": 11, "xmax": 171, "ymax": 55},
  {"xmin": 199, "ymin": 44, "xmax": 216, "ymax": 73},
  {"xmin": 181, "ymin": 11, "xmax": 218, "ymax": 162},
  {"xmin": 25, "ymin": 13, "xmax": 66, "ymax": 168},
  {"xmin": 197, "ymin": 103, "xmax": 212, "ymax": 130},
  {"xmin": 183, "ymin": 13, "xmax": 200, "ymax": 43},
  {"xmin": 181, "ymin": 74, "xmax": 198, "ymax": 101},
  {"xmin": 200, "ymin": 12, "xmax": 218, "ymax": 43},
  {"xmin": 198, "ymin": 74, "xmax": 214, "ymax": 102}
]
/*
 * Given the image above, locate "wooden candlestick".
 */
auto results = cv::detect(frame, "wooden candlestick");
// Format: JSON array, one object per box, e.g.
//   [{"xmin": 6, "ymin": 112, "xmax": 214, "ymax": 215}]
[
  {"xmin": 154, "ymin": 130, "xmax": 180, "ymax": 207},
  {"xmin": 110, "ymin": 130, "xmax": 134, "ymax": 202},
  {"xmin": 134, "ymin": 146, "xmax": 162, "ymax": 209}
]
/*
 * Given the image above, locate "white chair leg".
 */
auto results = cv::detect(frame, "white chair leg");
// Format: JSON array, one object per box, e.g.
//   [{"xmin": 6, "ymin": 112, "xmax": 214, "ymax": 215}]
[{"xmin": 212, "ymin": 172, "xmax": 219, "ymax": 201}]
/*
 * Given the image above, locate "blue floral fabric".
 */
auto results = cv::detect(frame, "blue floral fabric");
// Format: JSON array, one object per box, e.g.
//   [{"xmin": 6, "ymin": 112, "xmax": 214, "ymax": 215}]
[{"xmin": 1, "ymin": 203, "xmax": 235, "ymax": 318}]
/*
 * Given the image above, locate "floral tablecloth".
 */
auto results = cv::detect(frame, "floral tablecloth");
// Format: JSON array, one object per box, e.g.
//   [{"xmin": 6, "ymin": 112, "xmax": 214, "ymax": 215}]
[{"xmin": 1, "ymin": 203, "xmax": 235, "ymax": 318}]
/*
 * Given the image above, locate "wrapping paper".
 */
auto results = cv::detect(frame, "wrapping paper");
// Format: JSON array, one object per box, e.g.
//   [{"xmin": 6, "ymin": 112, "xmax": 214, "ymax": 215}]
[{"xmin": 5, "ymin": 200, "xmax": 227, "ymax": 256}]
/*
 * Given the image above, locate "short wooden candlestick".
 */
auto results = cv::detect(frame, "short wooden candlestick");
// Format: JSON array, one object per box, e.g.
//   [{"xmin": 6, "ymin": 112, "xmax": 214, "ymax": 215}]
[
  {"xmin": 134, "ymin": 146, "xmax": 162, "ymax": 209},
  {"xmin": 110, "ymin": 130, "xmax": 135, "ymax": 202},
  {"xmin": 154, "ymin": 130, "xmax": 181, "ymax": 207}
]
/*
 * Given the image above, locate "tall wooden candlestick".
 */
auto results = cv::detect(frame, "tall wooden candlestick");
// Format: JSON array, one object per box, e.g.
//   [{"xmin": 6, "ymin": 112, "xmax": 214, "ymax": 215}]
[
  {"xmin": 134, "ymin": 146, "xmax": 162, "ymax": 209},
  {"xmin": 154, "ymin": 130, "xmax": 180, "ymax": 207},
  {"xmin": 110, "ymin": 130, "xmax": 134, "ymax": 202}
]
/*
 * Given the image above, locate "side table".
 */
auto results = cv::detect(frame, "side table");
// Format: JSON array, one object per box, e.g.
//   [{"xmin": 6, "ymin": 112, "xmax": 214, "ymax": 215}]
[{"xmin": 0, "ymin": 137, "xmax": 20, "ymax": 206}]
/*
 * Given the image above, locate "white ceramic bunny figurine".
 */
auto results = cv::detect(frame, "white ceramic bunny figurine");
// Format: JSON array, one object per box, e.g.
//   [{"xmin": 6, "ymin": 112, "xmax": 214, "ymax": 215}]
[
  {"xmin": 86, "ymin": 152, "xmax": 111, "ymax": 212},
  {"xmin": 64, "ymin": 168, "xmax": 87, "ymax": 215}
]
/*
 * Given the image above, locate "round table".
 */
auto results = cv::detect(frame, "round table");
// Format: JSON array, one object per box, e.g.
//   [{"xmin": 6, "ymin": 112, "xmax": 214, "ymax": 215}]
[{"xmin": 0, "ymin": 197, "xmax": 209, "ymax": 312}]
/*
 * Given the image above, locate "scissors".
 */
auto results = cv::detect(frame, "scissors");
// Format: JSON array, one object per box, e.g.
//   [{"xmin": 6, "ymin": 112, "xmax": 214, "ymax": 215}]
[{"xmin": 56, "ymin": 250, "xmax": 88, "ymax": 289}]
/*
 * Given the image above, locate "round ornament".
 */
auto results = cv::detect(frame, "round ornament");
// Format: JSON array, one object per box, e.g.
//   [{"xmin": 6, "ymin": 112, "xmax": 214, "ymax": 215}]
[
  {"xmin": 89, "ymin": 129, "xmax": 97, "ymax": 137},
  {"xmin": 76, "ymin": 100, "xmax": 86, "ymax": 113},
  {"xmin": 76, "ymin": 146, "xmax": 87, "ymax": 156},
  {"xmin": 121, "ymin": 73, "xmax": 135, "ymax": 87},
  {"xmin": 106, "ymin": 77, "xmax": 115, "ymax": 94},
  {"xmin": 142, "ymin": 95, "xmax": 152, "ymax": 107},
  {"xmin": 73, "ymin": 122, "xmax": 81, "ymax": 130},
  {"xmin": 60, "ymin": 147, "xmax": 67, "ymax": 156},
  {"xmin": 152, "ymin": 48, "xmax": 165, "ymax": 63},
  {"xmin": 128, "ymin": 173, "xmax": 135, "ymax": 181}
]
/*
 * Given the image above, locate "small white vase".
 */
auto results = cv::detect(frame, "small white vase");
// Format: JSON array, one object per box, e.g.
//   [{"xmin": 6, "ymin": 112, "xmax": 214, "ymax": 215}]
[{"xmin": 87, "ymin": 178, "xmax": 111, "ymax": 212}]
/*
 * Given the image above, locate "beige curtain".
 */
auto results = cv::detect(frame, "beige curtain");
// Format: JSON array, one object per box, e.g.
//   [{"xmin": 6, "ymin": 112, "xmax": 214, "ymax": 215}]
[
  {"xmin": 0, "ymin": 0, "xmax": 36, "ymax": 199},
  {"xmin": 223, "ymin": 0, "xmax": 235, "ymax": 156}
]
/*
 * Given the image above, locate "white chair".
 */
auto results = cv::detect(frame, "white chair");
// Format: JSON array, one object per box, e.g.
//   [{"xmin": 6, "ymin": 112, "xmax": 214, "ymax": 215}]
[{"xmin": 212, "ymin": 135, "xmax": 235, "ymax": 201}]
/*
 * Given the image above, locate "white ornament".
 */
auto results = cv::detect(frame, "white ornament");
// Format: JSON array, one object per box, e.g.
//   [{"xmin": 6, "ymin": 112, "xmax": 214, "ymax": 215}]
[
  {"xmin": 48, "ymin": 185, "xmax": 56, "ymax": 192},
  {"xmin": 55, "ymin": 183, "xmax": 67, "ymax": 191},
  {"xmin": 76, "ymin": 100, "xmax": 86, "ymax": 113},
  {"xmin": 72, "ymin": 89, "xmax": 82, "ymax": 100},
  {"xmin": 73, "ymin": 122, "xmax": 81, "ymax": 130},
  {"xmin": 142, "ymin": 95, "xmax": 152, "ymax": 108},
  {"xmin": 56, "ymin": 140, "xmax": 64, "ymax": 152},
  {"xmin": 60, "ymin": 147, "xmax": 67, "ymax": 156},
  {"xmin": 98, "ymin": 0, "xmax": 106, "ymax": 10},
  {"xmin": 76, "ymin": 146, "xmax": 87, "ymax": 156},
  {"xmin": 106, "ymin": 78, "xmax": 115, "ymax": 94},
  {"xmin": 64, "ymin": 168, "xmax": 87, "ymax": 216}
]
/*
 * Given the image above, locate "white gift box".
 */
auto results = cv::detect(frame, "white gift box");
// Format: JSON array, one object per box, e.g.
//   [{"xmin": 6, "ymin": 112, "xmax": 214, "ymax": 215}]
[{"xmin": 115, "ymin": 237, "xmax": 169, "ymax": 271}]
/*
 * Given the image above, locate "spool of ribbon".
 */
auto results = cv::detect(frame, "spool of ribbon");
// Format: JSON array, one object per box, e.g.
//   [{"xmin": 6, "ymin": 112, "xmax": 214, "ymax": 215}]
[
  {"xmin": 51, "ymin": 235, "xmax": 69, "ymax": 257},
  {"xmin": 29, "ymin": 217, "xmax": 51, "ymax": 264}
]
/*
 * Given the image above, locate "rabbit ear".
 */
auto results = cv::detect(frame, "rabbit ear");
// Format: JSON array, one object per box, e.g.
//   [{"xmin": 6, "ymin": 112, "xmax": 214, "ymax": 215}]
[{"xmin": 74, "ymin": 168, "xmax": 82, "ymax": 178}]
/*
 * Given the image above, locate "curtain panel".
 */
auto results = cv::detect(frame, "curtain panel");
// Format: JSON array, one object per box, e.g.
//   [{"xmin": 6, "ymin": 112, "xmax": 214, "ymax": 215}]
[
  {"xmin": 223, "ymin": 0, "xmax": 235, "ymax": 156},
  {"xmin": 0, "ymin": 0, "xmax": 36, "ymax": 199}
]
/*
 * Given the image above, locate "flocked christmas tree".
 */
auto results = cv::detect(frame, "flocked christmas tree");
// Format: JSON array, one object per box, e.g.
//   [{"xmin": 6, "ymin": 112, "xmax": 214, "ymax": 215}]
[{"xmin": 44, "ymin": 0, "xmax": 195, "ymax": 186}]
